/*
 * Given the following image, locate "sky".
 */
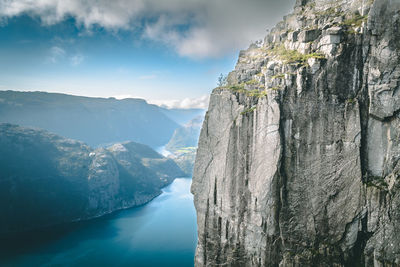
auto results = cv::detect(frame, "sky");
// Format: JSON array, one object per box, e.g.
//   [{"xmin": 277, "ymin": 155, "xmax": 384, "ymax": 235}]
[{"xmin": 0, "ymin": 0, "xmax": 294, "ymax": 108}]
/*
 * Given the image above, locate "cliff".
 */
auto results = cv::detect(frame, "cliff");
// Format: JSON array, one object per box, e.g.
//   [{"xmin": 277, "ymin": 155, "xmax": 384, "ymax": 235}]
[
  {"xmin": 191, "ymin": 0, "xmax": 400, "ymax": 265},
  {"xmin": 0, "ymin": 123, "xmax": 185, "ymax": 235}
]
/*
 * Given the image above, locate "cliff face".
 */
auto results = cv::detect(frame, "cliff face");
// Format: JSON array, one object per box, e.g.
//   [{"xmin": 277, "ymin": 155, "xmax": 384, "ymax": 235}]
[
  {"xmin": 191, "ymin": 0, "xmax": 400, "ymax": 265},
  {"xmin": 0, "ymin": 124, "xmax": 185, "ymax": 235}
]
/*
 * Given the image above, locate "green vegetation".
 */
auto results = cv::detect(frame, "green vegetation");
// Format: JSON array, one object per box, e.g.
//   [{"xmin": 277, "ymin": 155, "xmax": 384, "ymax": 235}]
[
  {"xmin": 346, "ymin": 98, "xmax": 356, "ymax": 104},
  {"xmin": 342, "ymin": 14, "xmax": 368, "ymax": 28},
  {"xmin": 315, "ymin": 6, "xmax": 343, "ymax": 17},
  {"xmin": 269, "ymin": 45, "xmax": 325, "ymax": 65},
  {"xmin": 341, "ymin": 13, "xmax": 368, "ymax": 34},
  {"xmin": 222, "ymin": 83, "xmax": 267, "ymax": 98},
  {"xmin": 271, "ymin": 73, "xmax": 285, "ymax": 79},
  {"xmin": 241, "ymin": 106, "xmax": 257, "ymax": 115},
  {"xmin": 217, "ymin": 73, "xmax": 228, "ymax": 87},
  {"xmin": 245, "ymin": 79, "xmax": 259, "ymax": 85},
  {"xmin": 247, "ymin": 89, "xmax": 268, "ymax": 98},
  {"xmin": 224, "ymin": 83, "xmax": 245, "ymax": 93},
  {"xmin": 307, "ymin": 2, "xmax": 316, "ymax": 9},
  {"xmin": 365, "ymin": 176, "xmax": 389, "ymax": 191}
]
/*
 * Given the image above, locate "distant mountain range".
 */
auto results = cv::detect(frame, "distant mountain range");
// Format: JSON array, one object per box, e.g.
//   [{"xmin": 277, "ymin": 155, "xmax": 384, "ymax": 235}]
[
  {"xmin": 0, "ymin": 123, "xmax": 185, "ymax": 235},
  {"xmin": 0, "ymin": 90, "xmax": 204, "ymax": 148}
]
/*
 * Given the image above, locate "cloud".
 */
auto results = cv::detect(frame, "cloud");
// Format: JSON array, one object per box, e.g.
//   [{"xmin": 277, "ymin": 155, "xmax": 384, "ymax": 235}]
[
  {"xmin": 70, "ymin": 54, "xmax": 84, "ymax": 66},
  {"xmin": 113, "ymin": 94, "xmax": 141, "ymax": 100},
  {"xmin": 112, "ymin": 94, "xmax": 208, "ymax": 109},
  {"xmin": 48, "ymin": 45, "xmax": 66, "ymax": 63},
  {"xmin": 148, "ymin": 95, "xmax": 210, "ymax": 109},
  {"xmin": 0, "ymin": 0, "xmax": 295, "ymax": 58},
  {"xmin": 47, "ymin": 46, "xmax": 84, "ymax": 66}
]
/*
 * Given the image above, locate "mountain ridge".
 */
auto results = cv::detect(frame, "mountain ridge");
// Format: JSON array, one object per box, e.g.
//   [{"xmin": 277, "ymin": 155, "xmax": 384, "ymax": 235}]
[{"xmin": 0, "ymin": 90, "xmax": 203, "ymax": 148}]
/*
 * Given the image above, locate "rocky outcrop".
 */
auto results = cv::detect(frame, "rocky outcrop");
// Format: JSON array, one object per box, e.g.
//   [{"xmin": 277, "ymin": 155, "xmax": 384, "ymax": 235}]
[
  {"xmin": 191, "ymin": 0, "xmax": 400, "ymax": 265},
  {"xmin": 0, "ymin": 123, "xmax": 185, "ymax": 235}
]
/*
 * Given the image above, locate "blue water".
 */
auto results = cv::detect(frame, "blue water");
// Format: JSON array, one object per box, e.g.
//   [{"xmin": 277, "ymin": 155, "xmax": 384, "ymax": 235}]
[{"xmin": 0, "ymin": 178, "xmax": 197, "ymax": 267}]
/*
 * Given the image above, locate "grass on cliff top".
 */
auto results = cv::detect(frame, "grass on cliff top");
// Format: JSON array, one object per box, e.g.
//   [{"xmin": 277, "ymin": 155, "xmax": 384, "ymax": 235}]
[
  {"xmin": 341, "ymin": 13, "xmax": 368, "ymax": 28},
  {"xmin": 269, "ymin": 45, "xmax": 325, "ymax": 65},
  {"xmin": 230, "ymin": 86, "xmax": 268, "ymax": 98},
  {"xmin": 220, "ymin": 83, "xmax": 268, "ymax": 98}
]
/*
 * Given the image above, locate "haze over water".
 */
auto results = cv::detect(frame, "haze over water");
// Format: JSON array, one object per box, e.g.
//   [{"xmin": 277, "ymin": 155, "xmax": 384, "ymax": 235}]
[{"xmin": 0, "ymin": 178, "xmax": 197, "ymax": 267}]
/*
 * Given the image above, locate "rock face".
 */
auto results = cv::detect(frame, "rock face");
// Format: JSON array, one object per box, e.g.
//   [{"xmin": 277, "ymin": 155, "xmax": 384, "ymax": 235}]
[
  {"xmin": 0, "ymin": 123, "xmax": 185, "ymax": 235},
  {"xmin": 191, "ymin": 0, "xmax": 400, "ymax": 266}
]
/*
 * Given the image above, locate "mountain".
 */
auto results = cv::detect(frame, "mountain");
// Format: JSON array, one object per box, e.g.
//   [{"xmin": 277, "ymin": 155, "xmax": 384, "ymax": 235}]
[
  {"xmin": 166, "ymin": 115, "xmax": 203, "ymax": 152},
  {"xmin": 0, "ymin": 123, "xmax": 185, "ymax": 236},
  {"xmin": 165, "ymin": 116, "xmax": 203, "ymax": 175},
  {"xmin": 0, "ymin": 91, "xmax": 179, "ymax": 148},
  {"xmin": 160, "ymin": 108, "xmax": 205, "ymax": 126},
  {"xmin": 191, "ymin": 0, "xmax": 400, "ymax": 266}
]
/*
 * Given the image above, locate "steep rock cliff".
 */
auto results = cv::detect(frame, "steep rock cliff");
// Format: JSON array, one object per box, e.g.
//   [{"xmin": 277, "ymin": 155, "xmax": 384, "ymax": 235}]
[{"xmin": 192, "ymin": 0, "xmax": 400, "ymax": 265}]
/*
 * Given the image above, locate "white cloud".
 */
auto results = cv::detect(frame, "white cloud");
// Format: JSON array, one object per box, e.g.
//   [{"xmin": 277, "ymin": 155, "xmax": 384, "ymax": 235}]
[
  {"xmin": 113, "ymin": 94, "xmax": 141, "ymax": 100},
  {"xmin": 0, "ymin": 0, "xmax": 295, "ymax": 59},
  {"xmin": 148, "ymin": 95, "xmax": 209, "ymax": 109},
  {"xmin": 47, "ymin": 46, "xmax": 84, "ymax": 66},
  {"xmin": 112, "ymin": 94, "xmax": 209, "ymax": 109},
  {"xmin": 48, "ymin": 45, "xmax": 65, "ymax": 63},
  {"xmin": 70, "ymin": 54, "xmax": 84, "ymax": 66}
]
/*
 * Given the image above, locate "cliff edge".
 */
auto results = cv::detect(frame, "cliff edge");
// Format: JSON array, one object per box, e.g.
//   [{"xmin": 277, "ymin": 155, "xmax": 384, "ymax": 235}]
[{"xmin": 192, "ymin": 0, "xmax": 400, "ymax": 265}]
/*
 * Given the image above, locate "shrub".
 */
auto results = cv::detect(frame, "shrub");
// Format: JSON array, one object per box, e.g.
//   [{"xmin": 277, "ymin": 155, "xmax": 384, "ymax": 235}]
[{"xmin": 217, "ymin": 73, "xmax": 228, "ymax": 87}]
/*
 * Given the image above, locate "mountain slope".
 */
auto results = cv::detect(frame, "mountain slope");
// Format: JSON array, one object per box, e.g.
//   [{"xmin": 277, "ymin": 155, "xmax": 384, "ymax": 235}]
[
  {"xmin": 166, "ymin": 115, "xmax": 203, "ymax": 152},
  {"xmin": 160, "ymin": 108, "xmax": 205, "ymax": 126},
  {"xmin": 0, "ymin": 91, "xmax": 179, "ymax": 148},
  {"xmin": 0, "ymin": 123, "xmax": 185, "ymax": 235},
  {"xmin": 166, "ymin": 116, "xmax": 203, "ymax": 175},
  {"xmin": 191, "ymin": 0, "xmax": 400, "ymax": 266}
]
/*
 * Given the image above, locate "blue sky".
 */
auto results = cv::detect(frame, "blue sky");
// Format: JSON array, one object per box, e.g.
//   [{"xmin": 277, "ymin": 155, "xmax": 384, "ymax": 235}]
[{"xmin": 0, "ymin": 0, "xmax": 294, "ymax": 108}]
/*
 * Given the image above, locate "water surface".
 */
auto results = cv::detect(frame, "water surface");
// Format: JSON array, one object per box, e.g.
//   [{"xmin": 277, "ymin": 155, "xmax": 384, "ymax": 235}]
[{"xmin": 0, "ymin": 178, "xmax": 197, "ymax": 267}]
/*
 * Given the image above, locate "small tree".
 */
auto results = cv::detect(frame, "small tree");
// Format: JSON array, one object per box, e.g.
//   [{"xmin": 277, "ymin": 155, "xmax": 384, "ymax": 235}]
[{"xmin": 217, "ymin": 73, "xmax": 227, "ymax": 87}]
